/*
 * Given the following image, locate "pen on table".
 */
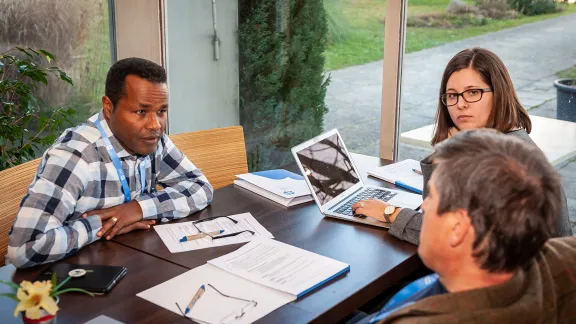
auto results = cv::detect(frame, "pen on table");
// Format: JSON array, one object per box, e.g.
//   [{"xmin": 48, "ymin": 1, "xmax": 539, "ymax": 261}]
[
  {"xmin": 412, "ymin": 169, "xmax": 422, "ymax": 175},
  {"xmin": 180, "ymin": 230, "xmax": 225, "ymax": 242},
  {"xmin": 184, "ymin": 284, "xmax": 206, "ymax": 315},
  {"xmin": 395, "ymin": 181, "xmax": 424, "ymax": 195}
]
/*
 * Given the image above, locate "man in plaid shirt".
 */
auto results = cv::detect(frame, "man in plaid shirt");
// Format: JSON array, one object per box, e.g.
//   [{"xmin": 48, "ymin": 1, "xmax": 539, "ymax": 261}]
[{"xmin": 8, "ymin": 58, "xmax": 214, "ymax": 268}]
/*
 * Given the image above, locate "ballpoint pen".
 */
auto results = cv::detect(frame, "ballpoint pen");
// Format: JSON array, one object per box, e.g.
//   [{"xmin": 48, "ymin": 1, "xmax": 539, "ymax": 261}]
[
  {"xmin": 180, "ymin": 229, "xmax": 225, "ymax": 242},
  {"xmin": 184, "ymin": 284, "xmax": 206, "ymax": 315},
  {"xmin": 412, "ymin": 169, "xmax": 422, "ymax": 175}
]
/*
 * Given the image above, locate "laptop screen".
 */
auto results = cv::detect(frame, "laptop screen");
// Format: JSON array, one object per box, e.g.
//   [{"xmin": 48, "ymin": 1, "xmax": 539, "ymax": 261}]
[{"xmin": 295, "ymin": 132, "xmax": 360, "ymax": 206}]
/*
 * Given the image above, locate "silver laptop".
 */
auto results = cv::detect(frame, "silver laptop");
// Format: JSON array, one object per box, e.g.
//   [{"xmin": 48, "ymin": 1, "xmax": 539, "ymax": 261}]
[{"xmin": 291, "ymin": 129, "xmax": 423, "ymax": 228}]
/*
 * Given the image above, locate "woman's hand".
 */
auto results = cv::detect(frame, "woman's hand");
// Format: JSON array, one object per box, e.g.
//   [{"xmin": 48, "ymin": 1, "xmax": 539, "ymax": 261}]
[{"xmin": 352, "ymin": 199, "xmax": 401, "ymax": 223}]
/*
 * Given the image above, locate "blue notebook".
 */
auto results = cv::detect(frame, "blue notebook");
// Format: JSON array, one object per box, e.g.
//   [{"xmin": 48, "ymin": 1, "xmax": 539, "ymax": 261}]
[{"xmin": 236, "ymin": 169, "xmax": 310, "ymax": 198}]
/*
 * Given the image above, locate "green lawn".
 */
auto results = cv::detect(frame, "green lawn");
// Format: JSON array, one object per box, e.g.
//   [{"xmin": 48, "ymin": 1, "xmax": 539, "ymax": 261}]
[
  {"xmin": 558, "ymin": 66, "xmax": 576, "ymax": 79},
  {"xmin": 324, "ymin": 1, "xmax": 576, "ymax": 70}
]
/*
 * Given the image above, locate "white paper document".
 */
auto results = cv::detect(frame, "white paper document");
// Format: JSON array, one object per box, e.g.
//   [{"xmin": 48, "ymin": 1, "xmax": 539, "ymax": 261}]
[
  {"xmin": 137, "ymin": 264, "xmax": 295, "ymax": 324},
  {"xmin": 154, "ymin": 213, "xmax": 274, "ymax": 253},
  {"xmin": 208, "ymin": 238, "xmax": 350, "ymax": 297},
  {"xmin": 137, "ymin": 239, "xmax": 350, "ymax": 323}
]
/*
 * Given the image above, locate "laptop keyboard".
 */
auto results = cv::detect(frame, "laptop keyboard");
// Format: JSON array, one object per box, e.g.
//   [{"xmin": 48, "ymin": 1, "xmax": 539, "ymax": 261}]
[{"xmin": 333, "ymin": 188, "xmax": 397, "ymax": 218}]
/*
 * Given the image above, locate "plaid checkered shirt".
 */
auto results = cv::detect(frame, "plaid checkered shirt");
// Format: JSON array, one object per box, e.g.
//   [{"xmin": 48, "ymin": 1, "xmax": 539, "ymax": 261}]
[{"xmin": 7, "ymin": 111, "xmax": 214, "ymax": 268}]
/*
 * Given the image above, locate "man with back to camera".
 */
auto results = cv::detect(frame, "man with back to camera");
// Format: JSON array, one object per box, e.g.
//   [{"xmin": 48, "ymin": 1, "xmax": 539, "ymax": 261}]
[
  {"xmin": 352, "ymin": 130, "xmax": 576, "ymax": 323},
  {"xmin": 8, "ymin": 58, "xmax": 214, "ymax": 268}
]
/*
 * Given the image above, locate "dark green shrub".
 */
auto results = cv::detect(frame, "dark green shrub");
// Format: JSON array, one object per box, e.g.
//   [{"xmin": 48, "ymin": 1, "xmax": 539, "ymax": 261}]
[
  {"xmin": 476, "ymin": 0, "xmax": 518, "ymax": 19},
  {"xmin": 239, "ymin": 0, "xmax": 330, "ymax": 171},
  {"xmin": 508, "ymin": 0, "xmax": 560, "ymax": 15}
]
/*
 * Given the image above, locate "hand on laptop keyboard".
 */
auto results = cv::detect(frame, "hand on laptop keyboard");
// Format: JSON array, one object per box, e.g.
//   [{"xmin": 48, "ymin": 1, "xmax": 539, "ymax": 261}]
[
  {"xmin": 334, "ymin": 188, "xmax": 397, "ymax": 219},
  {"xmin": 350, "ymin": 195, "xmax": 399, "ymax": 223}
]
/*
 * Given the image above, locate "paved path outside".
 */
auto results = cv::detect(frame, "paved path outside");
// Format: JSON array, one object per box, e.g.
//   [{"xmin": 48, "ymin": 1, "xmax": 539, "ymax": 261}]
[{"xmin": 324, "ymin": 14, "xmax": 576, "ymax": 233}]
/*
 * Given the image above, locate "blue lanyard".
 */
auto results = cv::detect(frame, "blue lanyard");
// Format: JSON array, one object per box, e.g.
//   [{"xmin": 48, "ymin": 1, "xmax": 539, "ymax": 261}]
[
  {"xmin": 95, "ymin": 119, "xmax": 147, "ymax": 203},
  {"xmin": 369, "ymin": 273, "xmax": 440, "ymax": 323}
]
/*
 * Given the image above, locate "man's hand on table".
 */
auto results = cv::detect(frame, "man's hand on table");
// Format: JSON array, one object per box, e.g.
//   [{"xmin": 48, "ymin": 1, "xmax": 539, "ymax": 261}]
[{"xmin": 83, "ymin": 200, "xmax": 155, "ymax": 240}]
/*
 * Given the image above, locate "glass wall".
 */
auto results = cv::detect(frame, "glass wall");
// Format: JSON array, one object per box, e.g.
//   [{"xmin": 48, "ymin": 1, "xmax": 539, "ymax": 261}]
[
  {"xmin": 322, "ymin": 0, "xmax": 384, "ymax": 160},
  {"xmin": 239, "ymin": 0, "xmax": 383, "ymax": 171},
  {"xmin": 0, "ymin": 0, "xmax": 113, "ymax": 125},
  {"xmin": 398, "ymin": 0, "xmax": 576, "ymax": 233}
]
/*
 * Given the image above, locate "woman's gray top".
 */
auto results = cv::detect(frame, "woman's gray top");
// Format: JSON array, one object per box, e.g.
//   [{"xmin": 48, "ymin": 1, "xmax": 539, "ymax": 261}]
[{"xmin": 388, "ymin": 129, "xmax": 574, "ymax": 245}]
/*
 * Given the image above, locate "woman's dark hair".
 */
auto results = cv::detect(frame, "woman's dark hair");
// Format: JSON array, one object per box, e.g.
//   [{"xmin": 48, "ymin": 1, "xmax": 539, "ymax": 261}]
[{"xmin": 431, "ymin": 48, "xmax": 531, "ymax": 145}]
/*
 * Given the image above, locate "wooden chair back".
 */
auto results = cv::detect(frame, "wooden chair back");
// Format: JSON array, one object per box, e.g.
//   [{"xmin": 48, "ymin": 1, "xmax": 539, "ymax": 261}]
[
  {"xmin": 169, "ymin": 126, "xmax": 248, "ymax": 190},
  {"xmin": 0, "ymin": 158, "xmax": 41, "ymax": 259}
]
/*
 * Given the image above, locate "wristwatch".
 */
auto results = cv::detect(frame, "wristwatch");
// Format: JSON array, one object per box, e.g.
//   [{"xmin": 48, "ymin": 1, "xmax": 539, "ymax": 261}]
[{"xmin": 383, "ymin": 205, "xmax": 397, "ymax": 223}]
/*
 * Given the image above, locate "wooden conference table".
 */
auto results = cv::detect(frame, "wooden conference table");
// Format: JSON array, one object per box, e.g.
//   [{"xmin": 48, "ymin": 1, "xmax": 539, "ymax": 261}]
[{"xmin": 10, "ymin": 153, "xmax": 423, "ymax": 324}]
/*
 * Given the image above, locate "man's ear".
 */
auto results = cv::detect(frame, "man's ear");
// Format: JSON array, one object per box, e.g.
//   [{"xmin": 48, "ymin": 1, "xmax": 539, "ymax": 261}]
[
  {"xmin": 102, "ymin": 96, "xmax": 113, "ymax": 121},
  {"xmin": 448, "ymin": 209, "xmax": 471, "ymax": 248}
]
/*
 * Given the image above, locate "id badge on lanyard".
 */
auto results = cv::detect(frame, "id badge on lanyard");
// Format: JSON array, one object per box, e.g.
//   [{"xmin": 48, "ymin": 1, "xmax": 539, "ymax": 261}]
[
  {"xmin": 95, "ymin": 119, "xmax": 147, "ymax": 203},
  {"xmin": 369, "ymin": 273, "xmax": 440, "ymax": 323}
]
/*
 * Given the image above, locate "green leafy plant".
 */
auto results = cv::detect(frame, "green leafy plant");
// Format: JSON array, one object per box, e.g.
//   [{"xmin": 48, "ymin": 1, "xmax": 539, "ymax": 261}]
[
  {"xmin": 0, "ymin": 47, "xmax": 76, "ymax": 171},
  {"xmin": 0, "ymin": 273, "xmax": 94, "ymax": 319}
]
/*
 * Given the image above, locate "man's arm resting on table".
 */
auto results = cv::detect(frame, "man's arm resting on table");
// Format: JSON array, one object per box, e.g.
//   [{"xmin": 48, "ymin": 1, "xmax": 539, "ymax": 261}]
[
  {"xmin": 7, "ymin": 148, "xmax": 101, "ymax": 268},
  {"xmin": 84, "ymin": 136, "xmax": 213, "ymax": 241},
  {"xmin": 135, "ymin": 135, "xmax": 214, "ymax": 221},
  {"xmin": 8, "ymin": 214, "xmax": 102, "ymax": 269}
]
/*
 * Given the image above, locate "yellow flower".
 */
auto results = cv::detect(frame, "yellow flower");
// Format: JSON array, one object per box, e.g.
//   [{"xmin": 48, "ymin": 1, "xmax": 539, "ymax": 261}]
[{"xmin": 13, "ymin": 280, "xmax": 59, "ymax": 319}]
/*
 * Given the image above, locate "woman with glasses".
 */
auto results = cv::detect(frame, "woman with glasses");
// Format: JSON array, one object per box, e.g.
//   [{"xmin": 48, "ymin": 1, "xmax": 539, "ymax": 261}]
[{"xmin": 353, "ymin": 47, "xmax": 573, "ymax": 244}]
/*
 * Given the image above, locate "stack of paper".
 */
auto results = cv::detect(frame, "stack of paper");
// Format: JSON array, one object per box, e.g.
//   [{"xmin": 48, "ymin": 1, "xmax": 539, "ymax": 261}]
[
  {"xmin": 368, "ymin": 159, "xmax": 424, "ymax": 195},
  {"xmin": 234, "ymin": 169, "xmax": 313, "ymax": 207},
  {"xmin": 138, "ymin": 238, "xmax": 350, "ymax": 324}
]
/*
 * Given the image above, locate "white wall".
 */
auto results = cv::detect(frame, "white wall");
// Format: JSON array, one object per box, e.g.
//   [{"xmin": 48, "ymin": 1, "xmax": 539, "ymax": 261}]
[
  {"xmin": 114, "ymin": 0, "xmax": 162, "ymax": 65},
  {"xmin": 164, "ymin": 0, "xmax": 239, "ymax": 134}
]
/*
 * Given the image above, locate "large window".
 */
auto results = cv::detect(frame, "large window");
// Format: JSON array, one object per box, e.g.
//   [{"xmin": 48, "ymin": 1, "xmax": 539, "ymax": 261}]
[
  {"xmin": 322, "ymin": 0, "xmax": 385, "ymax": 159},
  {"xmin": 0, "ymin": 0, "xmax": 113, "ymax": 125},
  {"xmin": 397, "ymin": 0, "xmax": 576, "ymax": 234},
  {"xmin": 238, "ymin": 1, "xmax": 333, "ymax": 171}
]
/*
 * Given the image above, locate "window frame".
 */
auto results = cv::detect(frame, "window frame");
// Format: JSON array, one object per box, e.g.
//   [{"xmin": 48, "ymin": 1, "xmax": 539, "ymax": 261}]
[
  {"xmin": 114, "ymin": 0, "xmax": 409, "ymax": 155},
  {"xmin": 380, "ymin": 0, "xmax": 408, "ymax": 161}
]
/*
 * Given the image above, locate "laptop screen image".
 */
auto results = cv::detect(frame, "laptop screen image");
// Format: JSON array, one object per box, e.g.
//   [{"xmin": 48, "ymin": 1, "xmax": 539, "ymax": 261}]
[{"xmin": 295, "ymin": 132, "xmax": 360, "ymax": 206}]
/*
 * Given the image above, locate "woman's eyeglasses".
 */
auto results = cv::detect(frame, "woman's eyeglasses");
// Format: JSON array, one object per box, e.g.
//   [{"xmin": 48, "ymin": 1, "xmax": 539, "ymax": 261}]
[
  {"xmin": 176, "ymin": 283, "xmax": 258, "ymax": 323},
  {"xmin": 441, "ymin": 88, "xmax": 492, "ymax": 106},
  {"xmin": 191, "ymin": 216, "xmax": 255, "ymax": 240}
]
